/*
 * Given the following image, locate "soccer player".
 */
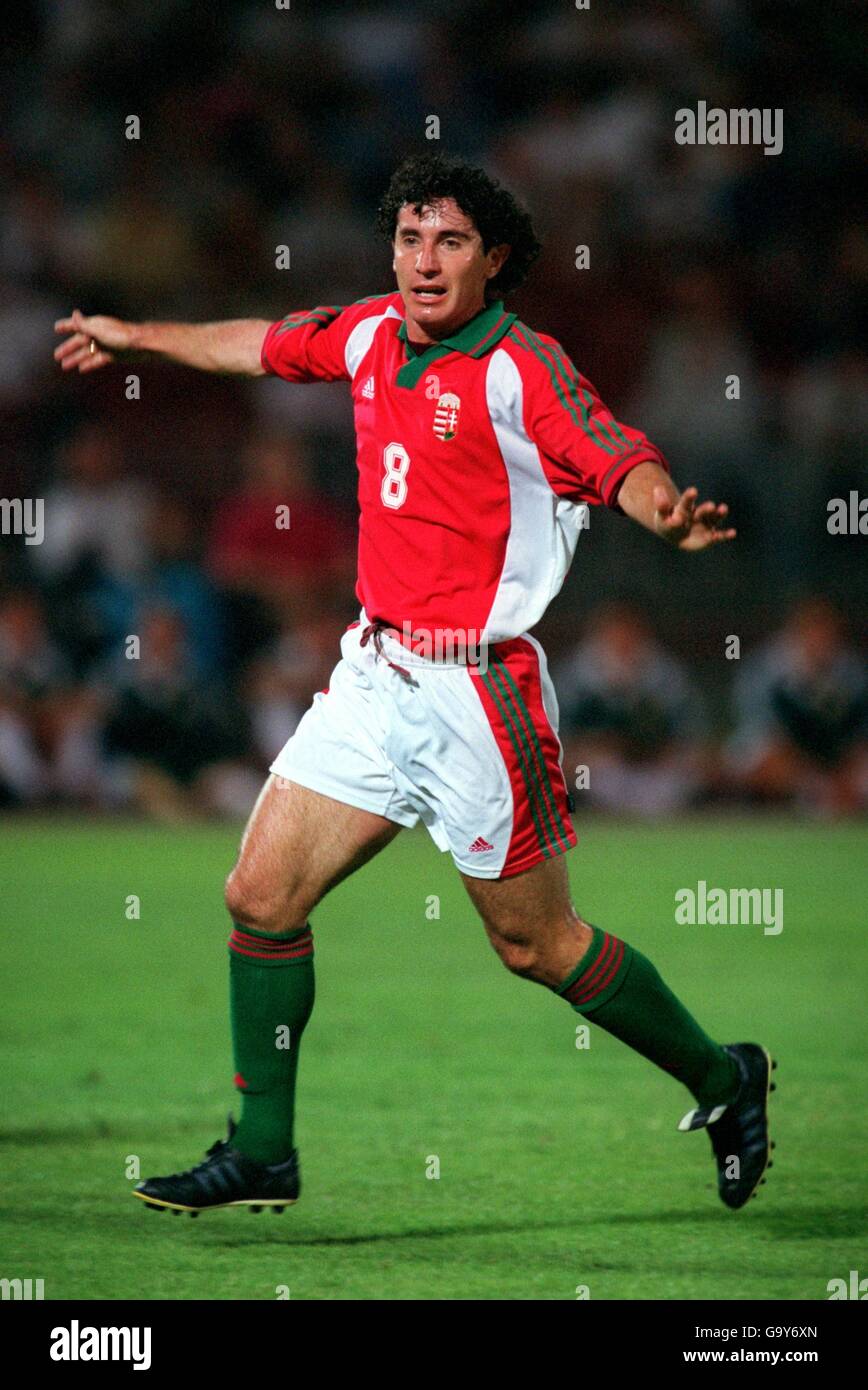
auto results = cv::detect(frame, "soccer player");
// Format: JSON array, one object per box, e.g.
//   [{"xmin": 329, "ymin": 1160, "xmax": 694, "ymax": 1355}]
[{"xmin": 54, "ymin": 154, "xmax": 775, "ymax": 1215}]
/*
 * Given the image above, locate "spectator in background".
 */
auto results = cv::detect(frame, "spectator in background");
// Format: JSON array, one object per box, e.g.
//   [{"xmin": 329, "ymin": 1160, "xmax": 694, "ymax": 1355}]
[
  {"xmin": 725, "ymin": 598, "xmax": 868, "ymax": 816},
  {"xmin": 0, "ymin": 588, "xmax": 104, "ymax": 806},
  {"xmin": 98, "ymin": 605, "xmax": 258, "ymax": 821},
  {"xmin": 30, "ymin": 422, "xmax": 152, "ymax": 672},
  {"xmin": 32, "ymin": 421, "xmax": 150, "ymax": 584},
  {"xmin": 91, "ymin": 493, "xmax": 225, "ymax": 681},
  {"xmin": 555, "ymin": 602, "xmax": 708, "ymax": 817},
  {"xmin": 207, "ymin": 430, "xmax": 355, "ymax": 664},
  {"xmin": 243, "ymin": 604, "xmax": 344, "ymax": 766}
]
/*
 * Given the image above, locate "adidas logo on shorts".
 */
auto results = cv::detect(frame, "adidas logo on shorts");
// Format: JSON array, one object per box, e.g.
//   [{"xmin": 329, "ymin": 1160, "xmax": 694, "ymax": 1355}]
[
  {"xmin": 361, "ymin": 376, "xmax": 375, "ymax": 399},
  {"xmin": 468, "ymin": 836, "xmax": 494, "ymax": 853}
]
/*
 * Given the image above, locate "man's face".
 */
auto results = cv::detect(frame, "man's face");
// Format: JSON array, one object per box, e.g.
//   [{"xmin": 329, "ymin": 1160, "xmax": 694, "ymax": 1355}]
[{"xmin": 392, "ymin": 198, "xmax": 509, "ymax": 343}]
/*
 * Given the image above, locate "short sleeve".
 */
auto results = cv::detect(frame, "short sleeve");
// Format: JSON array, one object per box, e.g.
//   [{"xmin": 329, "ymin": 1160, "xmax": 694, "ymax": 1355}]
[
  {"xmin": 260, "ymin": 294, "xmax": 398, "ymax": 384},
  {"xmin": 517, "ymin": 327, "xmax": 669, "ymax": 510},
  {"xmin": 260, "ymin": 305, "xmax": 353, "ymax": 383}
]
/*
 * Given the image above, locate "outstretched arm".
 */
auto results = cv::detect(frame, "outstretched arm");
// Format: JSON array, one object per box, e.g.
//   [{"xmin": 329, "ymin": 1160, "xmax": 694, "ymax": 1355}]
[
  {"xmin": 53, "ymin": 309, "xmax": 271, "ymax": 377},
  {"xmin": 617, "ymin": 461, "xmax": 736, "ymax": 552}
]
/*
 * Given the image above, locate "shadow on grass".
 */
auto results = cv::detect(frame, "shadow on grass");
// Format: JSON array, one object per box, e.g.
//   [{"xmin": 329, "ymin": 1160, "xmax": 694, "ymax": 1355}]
[
  {"xmin": 0, "ymin": 1118, "xmax": 213, "ymax": 1146},
  {"xmin": 119, "ymin": 1203, "xmax": 867, "ymax": 1251}
]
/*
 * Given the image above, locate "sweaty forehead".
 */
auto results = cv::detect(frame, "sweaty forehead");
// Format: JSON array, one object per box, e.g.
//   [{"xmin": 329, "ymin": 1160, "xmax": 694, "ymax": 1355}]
[{"xmin": 397, "ymin": 199, "xmax": 477, "ymax": 233}]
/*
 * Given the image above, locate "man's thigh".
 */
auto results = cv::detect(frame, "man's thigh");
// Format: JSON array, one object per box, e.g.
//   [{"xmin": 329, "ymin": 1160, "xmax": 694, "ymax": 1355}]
[
  {"xmin": 226, "ymin": 774, "xmax": 401, "ymax": 931},
  {"xmin": 461, "ymin": 854, "xmax": 592, "ymax": 986}
]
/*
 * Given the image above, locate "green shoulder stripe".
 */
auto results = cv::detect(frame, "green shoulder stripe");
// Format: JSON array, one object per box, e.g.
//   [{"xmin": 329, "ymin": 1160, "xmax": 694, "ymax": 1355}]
[
  {"xmin": 548, "ymin": 340, "xmax": 629, "ymax": 450},
  {"xmin": 352, "ymin": 292, "xmax": 396, "ymax": 306},
  {"xmin": 273, "ymin": 305, "xmax": 344, "ymax": 337}
]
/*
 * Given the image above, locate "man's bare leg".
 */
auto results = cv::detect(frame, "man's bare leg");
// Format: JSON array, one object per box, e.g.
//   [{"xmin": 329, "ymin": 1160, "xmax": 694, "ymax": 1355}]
[
  {"xmin": 462, "ymin": 854, "xmax": 775, "ymax": 1209},
  {"xmin": 134, "ymin": 776, "xmax": 401, "ymax": 1209},
  {"xmin": 462, "ymin": 854, "xmax": 741, "ymax": 1107},
  {"xmin": 461, "ymin": 854, "xmax": 593, "ymax": 985},
  {"xmin": 219, "ymin": 775, "xmax": 402, "ymax": 1163},
  {"xmin": 225, "ymin": 774, "xmax": 402, "ymax": 934}
]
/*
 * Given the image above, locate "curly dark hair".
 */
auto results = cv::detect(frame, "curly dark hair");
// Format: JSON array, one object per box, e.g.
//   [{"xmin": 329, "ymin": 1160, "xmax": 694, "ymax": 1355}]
[{"xmin": 376, "ymin": 152, "xmax": 541, "ymax": 301}]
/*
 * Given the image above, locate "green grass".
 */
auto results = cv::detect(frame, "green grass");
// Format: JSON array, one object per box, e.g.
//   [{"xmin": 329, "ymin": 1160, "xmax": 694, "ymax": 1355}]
[{"xmin": 1, "ymin": 816, "xmax": 866, "ymax": 1300}]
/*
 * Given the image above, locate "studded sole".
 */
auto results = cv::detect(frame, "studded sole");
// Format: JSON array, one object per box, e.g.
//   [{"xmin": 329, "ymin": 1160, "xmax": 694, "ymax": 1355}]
[
  {"xmin": 133, "ymin": 1191, "xmax": 298, "ymax": 1214},
  {"xmin": 739, "ymin": 1047, "xmax": 776, "ymax": 1208}
]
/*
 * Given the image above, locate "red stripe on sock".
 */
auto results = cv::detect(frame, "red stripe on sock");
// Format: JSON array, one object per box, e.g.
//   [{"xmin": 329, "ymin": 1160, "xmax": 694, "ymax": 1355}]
[
  {"xmin": 229, "ymin": 941, "xmax": 312, "ymax": 960},
  {"xmin": 231, "ymin": 927, "xmax": 312, "ymax": 950},
  {"xmin": 565, "ymin": 932, "xmax": 617, "ymax": 1002},
  {"xmin": 230, "ymin": 926, "xmax": 312, "ymax": 946},
  {"xmin": 571, "ymin": 939, "xmax": 625, "ymax": 1006},
  {"xmin": 229, "ymin": 928, "xmax": 313, "ymax": 960},
  {"xmin": 229, "ymin": 942, "xmax": 313, "ymax": 962},
  {"xmin": 578, "ymin": 935, "xmax": 623, "ymax": 999}
]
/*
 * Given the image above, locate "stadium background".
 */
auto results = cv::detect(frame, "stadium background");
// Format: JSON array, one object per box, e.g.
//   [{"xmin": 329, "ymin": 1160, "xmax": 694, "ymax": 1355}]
[{"xmin": 1, "ymin": 0, "xmax": 866, "ymax": 1303}]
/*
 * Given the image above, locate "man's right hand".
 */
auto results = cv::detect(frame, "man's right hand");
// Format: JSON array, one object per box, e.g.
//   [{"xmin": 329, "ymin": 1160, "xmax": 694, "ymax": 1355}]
[
  {"xmin": 52, "ymin": 311, "xmax": 270, "ymax": 377},
  {"xmin": 53, "ymin": 310, "xmax": 135, "ymax": 373}
]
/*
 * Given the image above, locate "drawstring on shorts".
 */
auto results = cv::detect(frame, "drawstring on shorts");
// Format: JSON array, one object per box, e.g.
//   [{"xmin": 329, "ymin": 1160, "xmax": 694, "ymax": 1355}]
[{"xmin": 359, "ymin": 622, "xmax": 420, "ymax": 687}]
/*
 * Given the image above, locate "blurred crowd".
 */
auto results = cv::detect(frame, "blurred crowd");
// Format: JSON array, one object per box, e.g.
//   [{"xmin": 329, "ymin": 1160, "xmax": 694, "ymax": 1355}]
[
  {"xmin": 1, "ymin": 0, "xmax": 865, "ymax": 817},
  {"xmin": 1, "ymin": 421, "xmax": 864, "ymax": 818},
  {"xmin": 0, "ymin": 424, "xmax": 355, "ymax": 817},
  {"xmin": 556, "ymin": 597, "xmax": 867, "ymax": 818}
]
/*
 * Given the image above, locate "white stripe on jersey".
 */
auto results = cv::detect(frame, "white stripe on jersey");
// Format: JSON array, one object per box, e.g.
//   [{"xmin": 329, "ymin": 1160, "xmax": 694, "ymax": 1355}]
[
  {"xmin": 483, "ymin": 347, "xmax": 586, "ymax": 643},
  {"xmin": 344, "ymin": 304, "xmax": 402, "ymax": 380}
]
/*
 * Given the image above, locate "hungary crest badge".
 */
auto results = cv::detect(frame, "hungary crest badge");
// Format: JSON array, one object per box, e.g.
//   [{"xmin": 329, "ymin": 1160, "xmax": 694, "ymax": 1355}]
[{"xmin": 433, "ymin": 392, "xmax": 461, "ymax": 441}]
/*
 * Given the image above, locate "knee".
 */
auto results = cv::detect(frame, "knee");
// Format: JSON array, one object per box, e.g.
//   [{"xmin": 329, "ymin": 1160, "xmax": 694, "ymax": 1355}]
[
  {"xmin": 224, "ymin": 868, "xmax": 302, "ymax": 935},
  {"xmin": 492, "ymin": 937, "xmax": 543, "ymax": 980},
  {"xmin": 489, "ymin": 914, "xmax": 595, "ymax": 985}
]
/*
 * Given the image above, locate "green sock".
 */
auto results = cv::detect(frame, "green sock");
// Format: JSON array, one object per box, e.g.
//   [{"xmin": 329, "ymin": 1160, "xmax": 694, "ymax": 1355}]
[
  {"xmin": 556, "ymin": 925, "xmax": 740, "ymax": 1106},
  {"xmin": 228, "ymin": 922, "xmax": 315, "ymax": 1164}
]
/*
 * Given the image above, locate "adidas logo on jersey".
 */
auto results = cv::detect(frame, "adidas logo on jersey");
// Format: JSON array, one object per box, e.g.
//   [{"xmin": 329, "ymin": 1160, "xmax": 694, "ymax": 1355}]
[
  {"xmin": 433, "ymin": 391, "xmax": 461, "ymax": 440},
  {"xmin": 361, "ymin": 376, "xmax": 375, "ymax": 400},
  {"xmin": 468, "ymin": 836, "xmax": 494, "ymax": 853}
]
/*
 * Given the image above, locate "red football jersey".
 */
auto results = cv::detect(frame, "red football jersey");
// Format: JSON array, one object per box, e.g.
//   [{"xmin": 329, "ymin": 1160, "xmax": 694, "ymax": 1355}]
[{"xmin": 261, "ymin": 292, "xmax": 668, "ymax": 643}]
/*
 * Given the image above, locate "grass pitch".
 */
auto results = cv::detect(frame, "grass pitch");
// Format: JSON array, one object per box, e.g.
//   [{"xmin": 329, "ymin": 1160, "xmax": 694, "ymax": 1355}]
[{"xmin": 1, "ymin": 815, "xmax": 866, "ymax": 1300}]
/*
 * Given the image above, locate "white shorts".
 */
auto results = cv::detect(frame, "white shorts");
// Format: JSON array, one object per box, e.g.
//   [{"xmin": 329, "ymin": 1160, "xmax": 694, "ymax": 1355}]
[{"xmin": 270, "ymin": 612, "xmax": 577, "ymax": 879}]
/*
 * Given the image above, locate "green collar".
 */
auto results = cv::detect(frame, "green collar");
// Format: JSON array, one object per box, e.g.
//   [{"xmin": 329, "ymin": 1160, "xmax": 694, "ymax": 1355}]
[{"xmin": 395, "ymin": 299, "xmax": 516, "ymax": 388}]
